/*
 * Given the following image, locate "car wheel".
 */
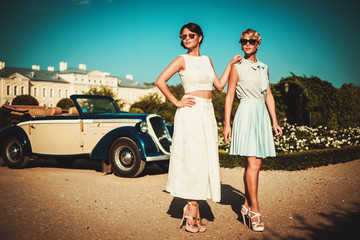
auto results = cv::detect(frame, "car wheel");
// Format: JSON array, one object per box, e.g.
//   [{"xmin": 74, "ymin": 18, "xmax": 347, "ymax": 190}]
[
  {"xmin": 109, "ymin": 137, "xmax": 145, "ymax": 177},
  {"xmin": 2, "ymin": 137, "xmax": 30, "ymax": 169}
]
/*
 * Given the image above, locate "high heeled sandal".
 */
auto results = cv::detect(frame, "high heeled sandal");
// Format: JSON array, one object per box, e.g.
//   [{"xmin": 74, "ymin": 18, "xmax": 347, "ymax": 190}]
[
  {"xmin": 248, "ymin": 209, "xmax": 265, "ymax": 232},
  {"xmin": 196, "ymin": 217, "xmax": 207, "ymax": 232},
  {"xmin": 180, "ymin": 203, "xmax": 199, "ymax": 233},
  {"xmin": 190, "ymin": 202, "xmax": 206, "ymax": 232},
  {"xmin": 240, "ymin": 205, "xmax": 249, "ymax": 226}
]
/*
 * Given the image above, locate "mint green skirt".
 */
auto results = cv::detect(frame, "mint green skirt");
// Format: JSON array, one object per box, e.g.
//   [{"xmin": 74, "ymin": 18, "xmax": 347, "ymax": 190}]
[{"xmin": 229, "ymin": 98, "xmax": 276, "ymax": 158}]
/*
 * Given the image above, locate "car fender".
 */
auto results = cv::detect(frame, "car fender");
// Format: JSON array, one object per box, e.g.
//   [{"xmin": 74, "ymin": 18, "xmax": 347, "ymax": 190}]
[
  {"xmin": 166, "ymin": 124, "xmax": 173, "ymax": 137},
  {"xmin": 0, "ymin": 125, "xmax": 32, "ymax": 157},
  {"xmin": 90, "ymin": 126, "xmax": 156, "ymax": 161}
]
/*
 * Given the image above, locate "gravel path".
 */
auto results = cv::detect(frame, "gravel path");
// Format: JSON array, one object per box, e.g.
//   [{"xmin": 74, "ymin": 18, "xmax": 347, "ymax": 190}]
[{"xmin": 0, "ymin": 158, "xmax": 359, "ymax": 240}]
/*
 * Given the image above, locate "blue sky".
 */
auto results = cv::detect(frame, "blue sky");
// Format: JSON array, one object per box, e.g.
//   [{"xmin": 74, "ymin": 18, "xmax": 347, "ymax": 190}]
[{"xmin": 1, "ymin": 0, "xmax": 359, "ymax": 88}]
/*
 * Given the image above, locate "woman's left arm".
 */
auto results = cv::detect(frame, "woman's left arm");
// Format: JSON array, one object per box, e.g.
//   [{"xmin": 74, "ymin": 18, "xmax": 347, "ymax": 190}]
[
  {"xmin": 265, "ymin": 68, "xmax": 283, "ymax": 136},
  {"xmin": 211, "ymin": 55, "xmax": 242, "ymax": 91}
]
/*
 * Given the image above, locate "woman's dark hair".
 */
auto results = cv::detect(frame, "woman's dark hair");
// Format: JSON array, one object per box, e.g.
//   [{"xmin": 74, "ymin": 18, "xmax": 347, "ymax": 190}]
[{"xmin": 180, "ymin": 23, "xmax": 204, "ymax": 49}]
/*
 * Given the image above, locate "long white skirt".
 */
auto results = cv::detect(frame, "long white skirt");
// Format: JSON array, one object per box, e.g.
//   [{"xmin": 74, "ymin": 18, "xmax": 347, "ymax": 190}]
[{"xmin": 165, "ymin": 96, "xmax": 221, "ymax": 202}]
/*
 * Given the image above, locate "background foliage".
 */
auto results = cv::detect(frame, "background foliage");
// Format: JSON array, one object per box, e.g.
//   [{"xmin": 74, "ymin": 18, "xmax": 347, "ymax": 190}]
[
  {"xmin": 130, "ymin": 74, "xmax": 360, "ymax": 129},
  {"xmin": 1, "ymin": 74, "xmax": 359, "ymax": 169},
  {"xmin": 272, "ymin": 73, "xmax": 360, "ymax": 129},
  {"xmin": 83, "ymin": 85, "xmax": 126, "ymax": 110},
  {"xmin": 56, "ymin": 98, "xmax": 74, "ymax": 110},
  {"xmin": 11, "ymin": 95, "xmax": 39, "ymax": 106}
]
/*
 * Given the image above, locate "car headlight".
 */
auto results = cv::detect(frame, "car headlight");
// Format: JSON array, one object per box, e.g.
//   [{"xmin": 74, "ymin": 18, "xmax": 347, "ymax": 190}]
[{"xmin": 139, "ymin": 121, "xmax": 148, "ymax": 133}]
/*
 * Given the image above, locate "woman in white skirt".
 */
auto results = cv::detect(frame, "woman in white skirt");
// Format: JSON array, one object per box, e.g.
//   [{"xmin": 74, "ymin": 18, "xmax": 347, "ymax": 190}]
[
  {"xmin": 155, "ymin": 23, "xmax": 241, "ymax": 233},
  {"xmin": 223, "ymin": 29, "xmax": 282, "ymax": 232}
]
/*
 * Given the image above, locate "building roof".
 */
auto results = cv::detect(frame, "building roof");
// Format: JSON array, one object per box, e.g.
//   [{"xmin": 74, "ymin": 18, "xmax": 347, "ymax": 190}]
[
  {"xmin": 0, "ymin": 66, "xmax": 155, "ymax": 89},
  {"xmin": 57, "ymin": 67, "xmax": 88, "ymax": 74},
  {"xmin": 0, "ymin": 67, "xmax": 68, "ymax": 83},
  {"xmin": 117, "ymin": 77, "xmax": 154, "ymax": 89}
]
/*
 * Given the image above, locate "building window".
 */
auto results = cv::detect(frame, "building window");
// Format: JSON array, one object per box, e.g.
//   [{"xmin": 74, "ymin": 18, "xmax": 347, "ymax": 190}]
[
  {"xmin": 14, "ymin": 86, "xmax": 18, "ymax": 95},
  {"xmin": 43, "ymin": 88, "xmax": 46, "ymax": 97},
  {"xmin": 50, "ymin": 88, "xmax": 53, "ymax": 98},
  {"xmin": 21, "ymin": 86, "xmax": 25, "ymax": 95},
  {"xmin": 34, "ymin": 87, "xmax": 38, "ymax": 97},
  {"xmin": 59, "ymin": 89, "xmax": 62, "ymax": 98},
  {"xmin": 65, "ymin": 90, "xmax": 68, "ymax": 98},
  {"xmin": 6, "ymin": 85, "xmax": 10, "ymax": 95}
]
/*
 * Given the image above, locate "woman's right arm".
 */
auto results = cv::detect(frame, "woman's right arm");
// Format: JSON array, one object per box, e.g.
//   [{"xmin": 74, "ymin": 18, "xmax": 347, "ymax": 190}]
[
  {"xmin": 155, "ymin": 56, "xmax": 195, "ymax": 108},
  {"xmin": 223, "ymin": 65, "xmax": 238, "ymax": 143}
]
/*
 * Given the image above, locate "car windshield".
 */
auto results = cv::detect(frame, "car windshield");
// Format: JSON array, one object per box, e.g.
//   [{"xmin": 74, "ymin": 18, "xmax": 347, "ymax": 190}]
[{"xmin": 76, "ymin": 97, "xmax": 120, "ymax": 114}]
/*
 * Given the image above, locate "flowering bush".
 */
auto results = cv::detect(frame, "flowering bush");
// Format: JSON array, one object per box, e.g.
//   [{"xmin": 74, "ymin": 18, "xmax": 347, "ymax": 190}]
[{"xmin": 218, "ymin": 119, "xmax": 360, "ymax": 154}]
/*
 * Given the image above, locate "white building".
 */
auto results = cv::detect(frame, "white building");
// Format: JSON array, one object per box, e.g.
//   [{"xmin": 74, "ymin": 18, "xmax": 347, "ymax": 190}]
[{"xmin": 0, "ymin": 61, "xmax": 164, "ymax": 111}]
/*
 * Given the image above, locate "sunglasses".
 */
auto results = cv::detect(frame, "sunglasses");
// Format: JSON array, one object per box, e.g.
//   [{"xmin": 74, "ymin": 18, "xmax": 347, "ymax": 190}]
[
  {"xmin": 240, "ymin": 39, "xmax": 258, "ymax": 45},
  {"xmin": 180, "ymin": 33, "xmax": 196, "ymax": 40}
]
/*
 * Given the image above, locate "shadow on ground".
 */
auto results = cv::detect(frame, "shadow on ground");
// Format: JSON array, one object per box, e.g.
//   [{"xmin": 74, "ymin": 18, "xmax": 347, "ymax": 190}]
[
  {"xmin": 165, "ymin": 183, "xmax": 247, "ymax": 224},
  {"xmin": 266, "ymin": 202, "xmax": 360, "ymax": 240},
  {"xmin": 166, "ymin": 197, "xmax": 215, "ymax": 222},
  {"xmin": 220, "ymin": 184, "xmax": 246, "ymax": 222},
  {"xmin": 0, "ymin": 157, "xmax": 168, "ymax": 177}
]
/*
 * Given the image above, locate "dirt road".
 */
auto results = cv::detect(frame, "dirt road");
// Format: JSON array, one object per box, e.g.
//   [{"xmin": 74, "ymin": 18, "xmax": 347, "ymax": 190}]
[{"xmin": 0, "ymin": 158, "xmax": 359, "ymax": 240}]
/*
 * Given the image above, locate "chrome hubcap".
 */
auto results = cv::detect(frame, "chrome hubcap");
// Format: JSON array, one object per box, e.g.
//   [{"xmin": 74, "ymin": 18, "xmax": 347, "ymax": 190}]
[
  {"xmin": 115, "ymin": 147, "xmax": 134, "ymax": 170},
  {"xmin": 120, "ymin": 151, "xmax": 132, "ymax": 165},
  {"xmin": 9, "ymin": 144, "xmax": 20, "ymax": 159}
]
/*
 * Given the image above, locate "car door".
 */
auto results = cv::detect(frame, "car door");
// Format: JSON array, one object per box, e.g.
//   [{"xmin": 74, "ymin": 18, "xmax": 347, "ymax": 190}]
[
  {"xmin": 81, "ymin": 119, "xmax": 139, "ymax": 153},
  {"xmin": 26, "ymin": 118, "xmax": 84, "ymax": 155}
]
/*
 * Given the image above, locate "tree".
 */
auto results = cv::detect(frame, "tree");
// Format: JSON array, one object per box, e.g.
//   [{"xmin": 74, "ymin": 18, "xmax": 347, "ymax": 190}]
[
  {"xmin": 84, "ymin": 85, "xmax": 126, "ymax": 111},
  {"xmin": 273, "ymin": 73, "xmax": 339, "ymax": 128},
  {"xmin": 337, "ymin": 83, "xmax": 360, "ymax": 128},
  {"xmin": 84, "ymin": 85, "xmax": 116, "ymax": 98},
  {"xmin": 56, "ymin": 98, "xmax": 75, "ymax": 110},
  {"xmin": 129, "ymin": 87, "xmax": 181, "ymax": 124},
  {"xmin": 270, "ymin": 85, "xmax": 287, "ymax": 125},
  {"xmin": 129, "ymin": 77, "xmax": 359, "ymax": 129},
  {"xmin": 130, "ymin": 93, "xmax": 163, "ymax": 113},
  {"xmin": 12, "ymin": 95, "xmax": 38, "ymax": 106}
]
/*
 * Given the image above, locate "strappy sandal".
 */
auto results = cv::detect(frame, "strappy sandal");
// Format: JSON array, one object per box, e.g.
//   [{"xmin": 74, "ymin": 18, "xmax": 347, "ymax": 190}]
[
  {"xmin": 190, "ymin": 202, "xmax": 206, "ymax": 232},
  {"xmin": 240, "ymin": 205, "xmax": 249, "ymax": 226},
  {"xmin": 180, "ymin": 202, "xmax": 199, "ymax": 233},
  {"xmin": 248, "ymin": 209, "xmax": 265, "ymax": 232},
  {"xmin": 196, "ymin": 217, "xmax": 207, "ymax": 233}
]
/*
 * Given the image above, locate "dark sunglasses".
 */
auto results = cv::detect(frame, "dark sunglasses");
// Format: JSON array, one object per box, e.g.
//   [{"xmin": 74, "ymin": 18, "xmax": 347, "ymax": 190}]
[
  {"xmin": 240, "ymin": 39, "xmax": 258, "ymax": 45},
  {"xmin": 180, "ymin": 33, "xmax": 196, "ymax": 40}
]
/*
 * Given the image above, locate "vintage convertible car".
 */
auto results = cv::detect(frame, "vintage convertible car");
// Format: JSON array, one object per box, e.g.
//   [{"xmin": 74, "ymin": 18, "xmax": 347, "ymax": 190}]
[{"xmin": 0, "ymin": 95, "xmax": 172, "ymax": 177}]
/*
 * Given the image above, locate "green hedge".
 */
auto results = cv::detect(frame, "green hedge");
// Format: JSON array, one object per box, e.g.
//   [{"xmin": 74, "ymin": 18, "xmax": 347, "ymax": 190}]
[{"xmin": 219, "ymin": 145, "xmax": 360, "ymax": 171}]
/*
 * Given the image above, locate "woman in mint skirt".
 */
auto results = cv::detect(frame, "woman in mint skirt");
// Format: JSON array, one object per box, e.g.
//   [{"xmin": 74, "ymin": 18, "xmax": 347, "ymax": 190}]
[{"xmin": 223, "ymin": 28, "xmax": 282, "ymax": 232}]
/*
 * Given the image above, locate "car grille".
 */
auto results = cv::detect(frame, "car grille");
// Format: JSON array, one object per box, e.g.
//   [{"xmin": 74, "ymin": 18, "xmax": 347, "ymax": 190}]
[{"xmin": 149, "ymin": 116, "xmax": 171, "ymax": 153}]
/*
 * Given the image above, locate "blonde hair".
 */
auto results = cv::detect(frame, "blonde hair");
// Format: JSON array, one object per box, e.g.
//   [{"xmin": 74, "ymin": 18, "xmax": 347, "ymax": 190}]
[{"xmin": 240, "ymin": 28, "xmax": 262, "ymax": 44}]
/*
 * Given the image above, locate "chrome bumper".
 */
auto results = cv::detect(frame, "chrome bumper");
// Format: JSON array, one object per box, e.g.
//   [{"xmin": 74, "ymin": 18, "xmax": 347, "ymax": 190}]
[{"xmin": 145, "ymin": 154, "xmax": 170, "ymax": 162}]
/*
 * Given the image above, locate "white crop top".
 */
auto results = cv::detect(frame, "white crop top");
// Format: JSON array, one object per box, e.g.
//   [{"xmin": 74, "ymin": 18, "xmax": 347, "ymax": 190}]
[{"xmin": 178, "ymin": 54, "xmax": 215, "ymax": 93}]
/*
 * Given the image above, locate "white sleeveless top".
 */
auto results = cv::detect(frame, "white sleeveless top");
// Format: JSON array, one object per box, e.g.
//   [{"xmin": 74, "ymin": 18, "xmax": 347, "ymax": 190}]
[
  {"xmin": 179, "ymin": 54, "xmax": 215, "ymax": 93},
  {"xmin": 234, "ymin": 59, "xmax": 269, "ymax": 100}
]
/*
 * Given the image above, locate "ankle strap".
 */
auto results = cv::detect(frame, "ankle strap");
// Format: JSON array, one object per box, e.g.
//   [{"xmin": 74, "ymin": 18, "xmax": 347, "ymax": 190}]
[
  {"xmin": 249, "ymin": 210, "xmax": 261, "ymax": 219},
  {"xmin": 185, "ymin": 215, "xmax": 197, "ymax": 220},
  {"xmin": 188, "ymin": 202, "xmax": 199, "ymax": 206}
]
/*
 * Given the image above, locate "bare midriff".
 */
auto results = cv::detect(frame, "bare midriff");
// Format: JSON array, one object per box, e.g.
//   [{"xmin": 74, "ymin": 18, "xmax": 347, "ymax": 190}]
[{"xmin": 185, "ymin": 90, "xmax": 212, "ymax": 99}]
